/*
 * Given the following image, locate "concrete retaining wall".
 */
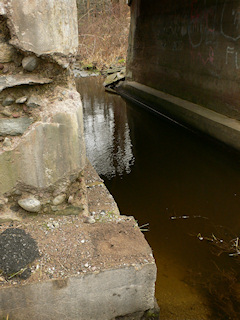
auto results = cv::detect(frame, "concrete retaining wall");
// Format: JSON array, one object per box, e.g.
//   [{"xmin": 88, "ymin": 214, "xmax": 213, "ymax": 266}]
[
  {"xmin": 126, "ymin": 0, "xmax": 240, "ymax": 145},
  {"xmin": 118, "ymin": 81, "xmax": 240, "ymax": 151}
]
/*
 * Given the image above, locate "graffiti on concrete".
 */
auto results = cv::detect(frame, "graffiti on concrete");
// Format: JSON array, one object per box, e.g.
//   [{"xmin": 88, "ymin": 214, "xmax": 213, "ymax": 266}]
[
  {"xmin": 159, "ymin": 15, "xmax": 188, "ymax": 51},
  {"xmin": 191, "ymin": 45, "xmax": 214, "ymax": 66},
  {"xmin": 221, "ymin": 0, "xmax": 240, "ymax": 41},
  {"xmin": 225, "ymin": 46, "xmax": 240, "ymax": 69},
  {"xmin": 188, "ymin": 0, "xmax": 218, "ymax": 48},
  {"xmin": 157, "ymin": 0, "xmax": 240, "ymax": 72}
]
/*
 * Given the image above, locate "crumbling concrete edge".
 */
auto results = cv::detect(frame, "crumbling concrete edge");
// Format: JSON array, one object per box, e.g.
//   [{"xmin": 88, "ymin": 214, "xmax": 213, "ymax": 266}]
[
  {"xmin": 84, "ymin": 158, "xmax": 120, "ymax": 218},
  {"xmin": 118, "ymin": 81, "xmax": 240, "ymax": 152}
]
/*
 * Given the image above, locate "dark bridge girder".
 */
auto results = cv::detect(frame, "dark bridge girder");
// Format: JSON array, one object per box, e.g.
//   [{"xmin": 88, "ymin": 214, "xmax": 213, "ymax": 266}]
[{"xmin": 120, "ymin": 0, "xmax": 240, "ymax": 151}]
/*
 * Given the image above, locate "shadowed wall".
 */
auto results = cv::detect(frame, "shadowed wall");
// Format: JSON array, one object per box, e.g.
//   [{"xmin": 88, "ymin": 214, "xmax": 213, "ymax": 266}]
[{"xmin": 127, "ymin": 0, "xmax": 240, "ymax": 120}]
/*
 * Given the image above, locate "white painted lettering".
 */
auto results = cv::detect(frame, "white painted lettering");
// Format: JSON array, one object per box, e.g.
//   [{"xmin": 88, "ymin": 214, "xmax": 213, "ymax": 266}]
[{"xmin": 226, "ymin": 46, "xmax": 235, "ymax": 64}]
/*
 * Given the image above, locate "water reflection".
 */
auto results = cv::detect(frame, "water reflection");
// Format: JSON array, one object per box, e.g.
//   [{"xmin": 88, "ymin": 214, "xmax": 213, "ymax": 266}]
[
  {"xmin": 76, "ymin": 77, "xmax": 134, "ymax": 179},
  {"xmin": 76, "ymin": 76, "xmax": 240, "ymax": 320}
]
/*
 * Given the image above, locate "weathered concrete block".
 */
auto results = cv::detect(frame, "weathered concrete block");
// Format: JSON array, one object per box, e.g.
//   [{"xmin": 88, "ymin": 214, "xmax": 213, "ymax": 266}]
[
  {"xmin": 0, "ymin": 1, "xmax": 86, "ymax": 218},
  {"xmin": 0, "ymin": 90, "xmax": 86, "ymax": 194},
  {"xmin": 8, "ymin": 0, "xmax": 78, "ymax": 56},
  {"xmin": 0, "ymin": 196, "xmax": 157, "ymax": 319},
  {"xmin": 0, "ymin": 264, "xmax": 156, "ymax": 320},
  {"xmin": 0, "ymin": 216, "xmax": 157, "ymax": 319}
]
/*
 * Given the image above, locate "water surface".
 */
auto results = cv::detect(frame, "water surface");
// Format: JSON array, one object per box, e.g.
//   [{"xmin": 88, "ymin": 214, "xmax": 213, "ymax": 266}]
[{"xmin": 77, "ymin": 76, "xmax": 240, "ymax": 320}]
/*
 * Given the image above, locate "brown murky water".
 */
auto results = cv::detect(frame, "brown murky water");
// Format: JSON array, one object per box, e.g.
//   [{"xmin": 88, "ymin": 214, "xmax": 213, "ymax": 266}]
[{"xmin": 76, "ymin": 76, "xmax": 240, "ymax": 320}]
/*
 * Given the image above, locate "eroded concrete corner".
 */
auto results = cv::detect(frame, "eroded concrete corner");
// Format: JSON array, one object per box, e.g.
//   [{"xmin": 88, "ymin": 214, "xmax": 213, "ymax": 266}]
[{"xmin": 0, "ymin": 0, "xmax": 86, "ymax": 220}]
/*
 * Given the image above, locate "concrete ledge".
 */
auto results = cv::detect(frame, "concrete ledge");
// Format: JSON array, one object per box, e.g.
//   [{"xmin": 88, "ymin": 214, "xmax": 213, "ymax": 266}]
[
  {"xmin": 0, "ymin": 213, "xmax": 157, "ymax": 320},
  {"xmin": 1, "ymin": 264, "xmax": 156, "ymax": 320},
  {"xmin": 119, "ymin": 81, "xmax": 240, "ymax": 152}
]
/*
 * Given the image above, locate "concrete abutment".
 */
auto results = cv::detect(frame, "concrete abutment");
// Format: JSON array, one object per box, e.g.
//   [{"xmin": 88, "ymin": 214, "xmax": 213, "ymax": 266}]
[
  {"xmin": 124, "ymin": 0, "xmax": 240, "ymax": 152},
  {"xmin": 0, "ymin": 1, "xmax": 158, "ymax": 319}
]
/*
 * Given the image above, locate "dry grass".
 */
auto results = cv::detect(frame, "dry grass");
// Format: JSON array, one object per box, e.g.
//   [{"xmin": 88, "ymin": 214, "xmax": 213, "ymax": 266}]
[
  {"xmin": 206, "ymin": 269, "xmax": 240, "ymax": 319},
  {"xmin": 77, "ymin": 2, "xmax": 130, "ymax": 70},
  {"xmin": 195, "ymin": 232, "xmax": 240, "ymax": 319}
]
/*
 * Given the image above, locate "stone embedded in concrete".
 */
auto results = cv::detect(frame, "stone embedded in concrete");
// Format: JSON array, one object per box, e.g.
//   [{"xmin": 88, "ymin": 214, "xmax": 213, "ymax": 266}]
[
  {"xmin": 0, "ymin": 75, "xmax": 52, "ymax": 93},
  {"xmin": 26, "ymin": 95, "xmax": 42, "ymax": 108},
  {"xmin": 1, "ymin": 110, "xmax": 11, "ymax": 117},
  {"xmin": 2, "ymin": 137, "xmax": 11, "ymax": 147},
  {"xmin": 18, "ymin": 198, "xmax": 41, "ymax": 213},
  {"xmin": 52, "ymin": 194, "xmax": 66, "ymax": 206},
  {"xmin": 15, "ymin": 96, "xmax": 28, "ymax": 104},
  {"xmin": 0, "ymin": 117, "xmax": 33, "ymax": 136},
  {"xmin": 8, "ymin": 0, "xmax": 78, "ymax": 56},
  {"xmin": 22, "ymin": 56, "xmax": 38, "ymax": 72},
  {"xmin": 84, "ymin": 216, "xmax": 96, "ymax": 224},
  {"xmin": 68, "ymin": 195, "xmax": 74, "ymax": 204},
  {"xmin": 3, "ymin": 96, "xmax": 15, "ymax": 106},
  {"xmin": 0, "ymin": 43, "xmax": 15, "ymax": 63},
  {"xmin": 12, "ymin": 113, "xmax": 20, "ymax": 118},
  {"xmin": 0, "ymin": 2, "xmax": 6, "ymax": 15},
  {"xmin": 0, "ymin": 264, "xmax": 156, "ymax": 320}
]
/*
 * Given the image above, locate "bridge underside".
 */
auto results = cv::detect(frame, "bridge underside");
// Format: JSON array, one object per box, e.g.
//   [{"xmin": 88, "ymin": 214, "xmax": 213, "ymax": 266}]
[{"xmin": 122, "ymin": 0, "xmax": 240, "ymax": 151}]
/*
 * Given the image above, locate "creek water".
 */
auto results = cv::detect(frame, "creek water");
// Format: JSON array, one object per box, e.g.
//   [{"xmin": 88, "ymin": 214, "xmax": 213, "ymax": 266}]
[{"xmin": 76, "ymin": 76, "xmax": 240, "ymax": 320}]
